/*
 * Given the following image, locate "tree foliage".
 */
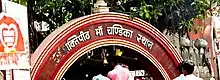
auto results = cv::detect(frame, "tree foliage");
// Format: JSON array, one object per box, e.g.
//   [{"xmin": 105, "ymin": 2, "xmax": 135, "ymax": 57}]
[
  {"xmin": 12, "ymin": 0, "xmax": 27, "ymax": 6},
  {"xmin": 25, "ymin": 0, "xmax": 92, "ymax": 52},
  {"xmin": 110, "ymin": 0, "xmax": 220, "ymax": 34},
  {"xmin": 25, "ymin": 0, "xmax": 220, "ymax": 35},
  {"xmin": 11, "ymin": 0, "xmax": 220, "ymax": 52},
  {"xmin": 29, "ymin": 0, "xmax": 92, "ymax": 33}
]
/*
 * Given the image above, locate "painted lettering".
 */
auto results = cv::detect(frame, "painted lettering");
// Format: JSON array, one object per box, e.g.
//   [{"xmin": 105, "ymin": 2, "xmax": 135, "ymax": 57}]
[
  {"xmin": 107, "ymin": 24, "xmax": 133, "ymax": 38},
  {"xmin": 64, "ymin": 31, "xmax": 91, "ymax": 52},
  {"xmin": 136, "ymin": 34, "xmax": 154, "ymax": 50},
  {"xmin": 95, "ymin": 25, "xmax": 104, "ymax": 36}
]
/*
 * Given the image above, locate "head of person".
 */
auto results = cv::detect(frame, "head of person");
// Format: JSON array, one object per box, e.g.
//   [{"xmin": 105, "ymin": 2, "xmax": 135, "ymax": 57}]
[
  {"xmin": 182, "ymin": 60, "xmax": 195, "ymax": 75},
  {"xmin": 178, "ymin": 61, "xmax": 185, "ymax": 74}
]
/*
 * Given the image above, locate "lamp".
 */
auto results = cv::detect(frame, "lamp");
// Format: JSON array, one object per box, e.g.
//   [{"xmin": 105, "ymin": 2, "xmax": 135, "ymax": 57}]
[
  {"xmin": 102, "ymin": 49, "xmax": 108, "ymax": 64},
  {"xmin": 180, "ymin": 37, "xmax": 191, "ymax": 60},
  {"xmin": 115, "ymin": 49, "xmax": 123, "ymax": 56},
  {"xmin": 180, "ymin": 37, "xmax": 191, "ymax": 47},
  {"xmin": 194, "ymin": 38, "xmax": 208, "ymax": 78},
  {"xmin": 194, "ymin": 38, "xmax": 208, "ymax": 65},
  {"xmin": 194, "ymin": 38, "xmax": 208, "ymax": 48}
]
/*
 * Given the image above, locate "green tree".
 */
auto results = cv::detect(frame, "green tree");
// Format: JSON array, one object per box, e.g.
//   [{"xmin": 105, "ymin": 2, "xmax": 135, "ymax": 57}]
[
  {"xmin": 111, "ymin": 0, "xmax": 220, "ymax": 34},
  {"xmin": 11, "ymin": 0, "xmax": 220, "ymax": 52},
  {"xmin": 12, "ymin": 0, "xmax": 27, "ymax": 6},
  {"xmin": 26, "ymin": 0, "xmax": 92, "ymax": 52}
]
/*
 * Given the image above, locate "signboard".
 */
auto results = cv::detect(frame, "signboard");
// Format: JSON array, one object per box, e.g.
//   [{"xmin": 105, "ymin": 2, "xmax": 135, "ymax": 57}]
[
  {"xmin": 211, "ymin": 12, "xmax": 220, "ymax": 79},
  {"xmin": 62, "ymin": 23, "xmax": 154, "ymax": 54},
  {"xmin": 0, "ymin": 0, "xmax": 29, "ymax": 70},
  {"xmin": 13, "ymin": 69, "xmax": 30, "ymax": 80},
  {"xmin": 129, "ymin": 70, "xmax": 145, "ymax": 80},
  {"xmin": 214, "ymin": 17, "xmax": 220, "ymax": 55},
  {"xmin": 214, "ymin": 17, "xmax": 220, "ymax": 38},
  {"xmin": 215, "ymin": 39, "xmax": 220, "ymax": 55}
]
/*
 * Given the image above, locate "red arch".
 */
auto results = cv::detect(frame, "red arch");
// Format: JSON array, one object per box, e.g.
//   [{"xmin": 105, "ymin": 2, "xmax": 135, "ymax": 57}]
[{"xmin": 31, "ymin": 12, "xmax": 182, "ymax": 80}]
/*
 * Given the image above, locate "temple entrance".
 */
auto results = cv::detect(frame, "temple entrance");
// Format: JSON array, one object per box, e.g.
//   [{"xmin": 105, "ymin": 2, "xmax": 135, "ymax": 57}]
[
  {"xmin": 31, "ymin": 12, "xmax": 182, "ymax": 80},
  {"xmin": 63, "ymin": 46, "xmax": 161, "ymax": 80}
]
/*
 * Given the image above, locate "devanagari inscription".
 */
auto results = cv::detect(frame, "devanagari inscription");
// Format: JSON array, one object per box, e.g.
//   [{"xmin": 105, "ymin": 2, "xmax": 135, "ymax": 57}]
[
  {"xmin": 95, "ymin": 26, "xmax": 104, "ymax": 36},
  {"xmin": 107, "ymin": 24, "xmax": 133, "ymax": 38},
  {"xmin": 64, "ymin": 31, "xmax": 91, "ymax": 51},
  {"xmin": 136, "ymin": 34, "xmax": 154, "ymax": 50}
]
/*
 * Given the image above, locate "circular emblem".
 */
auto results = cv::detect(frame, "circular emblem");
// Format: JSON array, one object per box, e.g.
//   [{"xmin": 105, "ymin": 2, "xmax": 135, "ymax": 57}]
[{"xmin": 0, "ymin": 23, "xmax": 18, "ymax": 52}]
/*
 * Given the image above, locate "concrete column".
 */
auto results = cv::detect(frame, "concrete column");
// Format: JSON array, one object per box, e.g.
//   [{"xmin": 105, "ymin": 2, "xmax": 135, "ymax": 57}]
[{"xmin": 93, "ymin": 0, "xmax": 109, "ymax": 13}]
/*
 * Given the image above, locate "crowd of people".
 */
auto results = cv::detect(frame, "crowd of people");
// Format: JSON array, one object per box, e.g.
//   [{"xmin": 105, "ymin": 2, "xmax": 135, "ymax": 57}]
[{"xmin": 92, "ymin": 60, "xmax": 208, "ymax": 80}]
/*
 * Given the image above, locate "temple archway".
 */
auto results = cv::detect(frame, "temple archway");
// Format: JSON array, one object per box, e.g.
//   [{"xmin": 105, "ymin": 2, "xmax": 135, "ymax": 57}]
[{"xmin": 31, "ymin": 12, "xmax": 182, "ymax": 80}]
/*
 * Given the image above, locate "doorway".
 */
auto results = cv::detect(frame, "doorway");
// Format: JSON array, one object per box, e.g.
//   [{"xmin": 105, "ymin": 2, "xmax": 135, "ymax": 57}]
[{"xmin": 62, "ymin": 46, "xmax": 163, "ymax": 80}]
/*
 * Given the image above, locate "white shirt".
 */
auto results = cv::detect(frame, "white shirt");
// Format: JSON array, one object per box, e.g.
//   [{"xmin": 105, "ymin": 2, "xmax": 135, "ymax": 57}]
[
  {"xmin": 173, "ymin": 74, "xmax": 203, "ymax": 80},
  {"xmin": 210, "ymin": 77, "xmax": 215, "ymax": 80},
  {"xmin": 184, "ymin": 74, "xmax": 203, "ymax": 80},
  {"xmin": 173, "ymin": 74, "xmax": 184, "ymax": 80},
  {"xmin": 93, "ymin": 74, "xmax": 110, "ymax": 80}
]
